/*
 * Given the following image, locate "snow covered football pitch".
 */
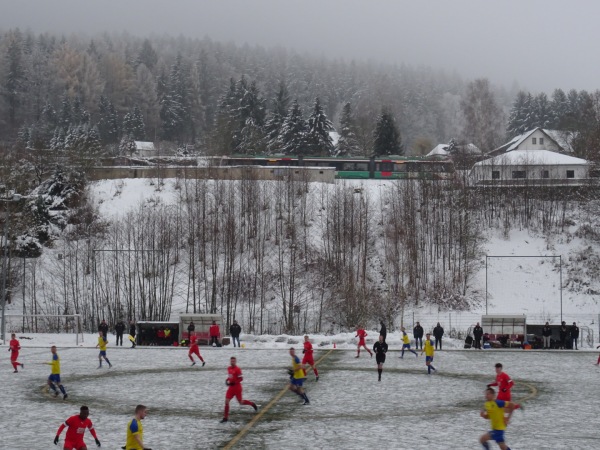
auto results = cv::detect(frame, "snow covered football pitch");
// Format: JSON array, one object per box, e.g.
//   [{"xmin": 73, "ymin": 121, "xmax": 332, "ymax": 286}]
[{"xmin": 2, "ymin": 346, "xmax": 599, "ymax": 450}]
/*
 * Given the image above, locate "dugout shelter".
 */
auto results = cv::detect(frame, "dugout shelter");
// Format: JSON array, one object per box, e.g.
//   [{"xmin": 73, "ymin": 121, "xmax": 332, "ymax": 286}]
[
  {"xmin": 136, "ymin": 321, "xmax": 179, "ymax": 346},
  {"xmin": 481, "ymin": 315, "xmax": 527, "ymax": 348},
  {"xmin": 179, "ymin": 314, "xmax": 229, "ymax": 346}
]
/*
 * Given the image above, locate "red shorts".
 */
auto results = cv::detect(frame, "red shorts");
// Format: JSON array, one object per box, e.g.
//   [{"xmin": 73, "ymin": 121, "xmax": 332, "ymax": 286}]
[
  {"xmin": 302, "ymin": 355, "xmax": 314, "ymax": 365},
  {"xmin": 497, "ymin": 391, "xmax": 511, "ymax": 402},
  {"xmin": 358, "ymin": 340, "xmax": 366, "ymax": 346},
  {"xmin": 63, "ymin": 440, "xmax": 86, "ymax": 450},
  {"xmin": 189, "ymin": 347, "xmax": 200, "ymax": 357},
  {"xmin": 10, "ymin": 351, "xmax": 18, "ymax": 361},
  {"xmin": 226, "ymin": 384, "xmax": 243, "ymax": 401}
]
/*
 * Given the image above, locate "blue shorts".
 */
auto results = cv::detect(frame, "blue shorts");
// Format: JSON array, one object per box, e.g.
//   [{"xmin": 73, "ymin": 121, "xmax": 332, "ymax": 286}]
[
  {"xmin": 48, "ymin": 374, "xmax": 61, "ymax": 383},
  {"xmin": 489, "ymin": 430, "xmax": 505, "ymax": 443},
  {"xmin": 99, "ymin": 350, "xmax": 106, "ymax": 356},
  {"xmin": 426, "ymin": 356, "xmax": 433, "ymax": 363},
  {"xmin": 402, "ymin": 344, "xmax": 411, "ymax": 349},
  {"xmin": 290, "ymin": 377, "xmax": 305, "ymax": 387}
]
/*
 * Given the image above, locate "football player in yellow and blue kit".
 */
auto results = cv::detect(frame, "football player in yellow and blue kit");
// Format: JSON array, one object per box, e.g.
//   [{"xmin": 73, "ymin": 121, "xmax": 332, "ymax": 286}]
[
  {"xmin": 421, "ymin": 332, "xmax": 437, "ymax": 374},
  {"xmin": 288, "ymin": 348, "xmax": 310, "ymax": 405},
  {"xmin": 126, "ymin": 404, "xmax": 148, "ymax": 450},
  {"xmin": 400, "ymin": 327, "xmax": 418, "ymax": 358},
  {"xmin": 46, "ymin": 346, "xmax": 67, "ymax": 399},
  {"xmin": 96, "ymin": 331, "xmax": 112, "ymax": 369},
  {"xmin": 479, "ymin": 387, "xmax": 520, "ymax": 450}
]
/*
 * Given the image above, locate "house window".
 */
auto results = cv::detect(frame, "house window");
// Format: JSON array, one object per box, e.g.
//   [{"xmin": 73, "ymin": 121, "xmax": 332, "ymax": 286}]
[
  {"xmin": 542, "ymin": 170, "xmax": 549, "ymax": 179},
  {"xmin": 492, "ymin": 171, "xmax": 500, "ymax": 179},
  {"xmin": 566, "ymin": 170, "xmax": 575, "ymax": 179},
  {"xmin": 532, "ymin": 138, "xmax": 537, "ymax": 145},
  {"xmin": 512, "ymin": 170, "xmax": 527, "ymax": 179},
  {"xmin": 539, "ymin": 137, "xmax": 544, "ymax": 145}
]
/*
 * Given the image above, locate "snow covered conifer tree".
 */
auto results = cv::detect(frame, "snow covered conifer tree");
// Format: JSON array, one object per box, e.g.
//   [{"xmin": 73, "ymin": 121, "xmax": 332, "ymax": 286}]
[
  {"xmin": 277, "ymin": 99, "xmax": 307, "ymax": 155},
  {"xmin": 236, "ymin": 80, "xmax": 266, "ymax": 154},
  {"xmin": 373, "ymin": 108, "xmax": 402, "ymax": 156},
  {"xmin": 305, "ymin": 97, "xmax": 334, "ymax": 156},
  {"xmin": 123, "ymin": 105, "xmax": 146, "ymax": 140},
  {"xmin": 265, "ymin": 80, "xmax": 290, "ymax": 152},
  {"xmin": 506, "ymin": 91, "xmax": 530, "ymax": 138},
  {"xmin": 336, "ymin": 102, "xmax": 359, "ymax": 156}
]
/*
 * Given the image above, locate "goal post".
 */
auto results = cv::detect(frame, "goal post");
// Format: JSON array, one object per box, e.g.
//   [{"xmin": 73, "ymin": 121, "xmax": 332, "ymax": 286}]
[{"xmin": 3, "ymin": 314, "xmax": 84, "ymax": 345}]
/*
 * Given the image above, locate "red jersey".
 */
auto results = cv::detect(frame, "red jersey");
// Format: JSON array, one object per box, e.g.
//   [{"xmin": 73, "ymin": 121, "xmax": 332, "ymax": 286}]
[
  {"xmin": 61, "ymin": 415, "xmax": 97, "ymax": 444},
  {"xmin": 490, "ymin": 372, "xmax": 514, "ymax": 400},
  {"xmin": 303, "ymin": 341, "xmax": 313, "ymax": 356},
  {"xmin": 209, "ymin": 324, "xmax": 220, "ymax": 337},
  {"xmin": 189, "ymin": 340, "xmax": 199, "ymax": 352},
  {"xmin": 227, "ymin": 365, "xmax": 243, "ymax": 385},
  {"xmin": 356, "ymin": 329, "xmax": 367, "ymax": 342},
  {"xmin": 9, "ymin": 339, "xmax": 20, "ymax": 353}
]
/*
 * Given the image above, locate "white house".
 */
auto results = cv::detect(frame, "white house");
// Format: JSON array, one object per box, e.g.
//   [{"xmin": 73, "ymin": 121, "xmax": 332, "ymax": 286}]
[
  {"xmin": 470, "ymin": 149, "xmax": 589, "ymax": 185},
  {"xmin": 490, "ymin": 128, "xmax": 575, "ymax": 156},
  {"xmin": 134, "ymin": 141, "xmax": 157, "ymax": 157}
]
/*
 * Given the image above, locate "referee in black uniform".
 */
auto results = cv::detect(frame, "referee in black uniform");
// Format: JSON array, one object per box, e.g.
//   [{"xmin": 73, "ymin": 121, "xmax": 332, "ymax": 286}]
[{"xmin": 373, "ymin": 335, "xmax": 388, "ymax": 381}]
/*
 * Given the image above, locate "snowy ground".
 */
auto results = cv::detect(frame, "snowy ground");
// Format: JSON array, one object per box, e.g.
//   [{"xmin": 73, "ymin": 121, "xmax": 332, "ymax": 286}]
[{"xmin": 2, "ymin": 334, "xmax": 600, "ymax": 450}]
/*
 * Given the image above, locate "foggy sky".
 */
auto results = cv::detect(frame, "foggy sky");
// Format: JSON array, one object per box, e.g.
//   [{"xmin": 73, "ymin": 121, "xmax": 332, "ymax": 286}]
[{"xmin": 1, "ymin": 0, "xmax": 598, "ymax": 93}]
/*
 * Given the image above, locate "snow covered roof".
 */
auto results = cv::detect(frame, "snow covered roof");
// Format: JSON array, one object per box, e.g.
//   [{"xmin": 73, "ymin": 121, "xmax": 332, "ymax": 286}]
[
  {"xmin": 134, "ymin": 141, "xmax": 155, "ymax": 151},
  {"xmin": 474, "ymin": 150, "xmax": 588, "ymax": 167},
  {"xmin": 426, "ymin": 144, "xmax": 449, "ymax": 156},
  {"xmin": 492, "ymin": 128, "xmax": 575, "ymax": 154}
]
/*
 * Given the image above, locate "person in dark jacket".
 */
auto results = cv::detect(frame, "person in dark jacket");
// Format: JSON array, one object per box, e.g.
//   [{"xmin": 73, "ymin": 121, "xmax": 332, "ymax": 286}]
[
  {"xmin": 570, "ymin": 322, "xmax": 580, "ymax": 350},
  {"xmin": 187, "ymin": 321, "xmax": 195, "ymax": 340},
  {"xmin": 98, "ymin": 320, "xmax": 109, "ymax": 339},
  {"xmin": 379, "ymin": 320, "xmax": 387, "ymax": 342},
  {"xmin": 373, "ymin": 335, "xmax": 388, "ymax": 382},
  {"xmin": 433, "ymin": 323, "xmax": 444, "ymax": 350},
  {"xmin": 473, "ymin": 322, "xmax": 483, "ymax": 350},
  {"xmin": 115, "ymin": 320, "xmax": 125, "ymax": 346},
  {"xmin": 542, "ymin": 322, "xmax": 552, "ymax": 349},
  {"xmin": 129, "ymin": 320, "xmax": 136, "ymax": 348},
  {"xmin": 413, "ymin": 322, "xmax": 424, "ymax": 349},
  {"xmin": 230, "ymin": 320, "xmax": 242, "ymax": 347},
  {"xmin": 559, "ymin": 321, "xmax": 568, "ymax": 349}
]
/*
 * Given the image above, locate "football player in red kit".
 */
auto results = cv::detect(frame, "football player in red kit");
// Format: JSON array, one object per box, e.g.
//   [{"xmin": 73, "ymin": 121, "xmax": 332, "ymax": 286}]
[
  {"xmin": 221, "ymin": 357, "xmax": 257, "ymax": 423},
  {"xmin": 54, "ymin": 406, "xmax": 101, "ymax": 449},
  {"xmin": 302, "ymin": 335, "xmax": 319, "ymax": 381},
  {"xmin": 487, "ymin": 363, "xmax": 514, "ymax": 401},
  {"xmin": 355, "ymin": 326, "xmax": 372, "ymax": 358},
  {"xmin": 188, "ymin": 336, "xmax": 205, "ymax": 366},
  {"xmin": 9, "ymin": 333, "xmax": 24, "ymax": 372}
]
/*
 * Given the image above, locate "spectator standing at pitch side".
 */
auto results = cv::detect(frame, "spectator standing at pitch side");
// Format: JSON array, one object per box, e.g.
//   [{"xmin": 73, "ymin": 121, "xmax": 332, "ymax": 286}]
[
  {"xmin": 187, "ymin": 320, "xmax": 195, "ymax": 340},
  {"xmin": 433, "ymin": 322, "xmax": 444, "ymax": 350},
  {"xmin": 210, "ymin": 321, "xmax": 221, "ymax": 346},
  {"xmin": 115, "ymin": 319, "xmax": 125, "ymax": 346},
  {"xmin": 413, "ymin": 322, "xmax": 424, "ymax": 350},
  {"xmin": 379, "ymin": 320, "xmax": 387, "ymax": 342},
  {"xmin": 570, "ymin": 322, "xmax": 579, "ymax": 350},
  {"xmin": 98, "ymin": 319, "xmax": 108, "ymax": 339},
  {"xmin": 559, "ymin": 321, "xmax": 568, "ymax": 349},
  {"xmin": 542, "ymin": 322, "xmax": 552, "ymax": 349},
  {"xmin": 230, "ymin": 320, "xmax": 242, "ymax": 347},
  {"xmin": 473, "ymin": 322, "xmax": 484, "ymax": 350}
]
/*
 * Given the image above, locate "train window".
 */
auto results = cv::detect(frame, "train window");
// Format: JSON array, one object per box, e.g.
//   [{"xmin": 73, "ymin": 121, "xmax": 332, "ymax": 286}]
[
  {"xmin": 342, "ymin": 162, "xmax": 356, "ymax": 171},
  {"xmin": 380, "ymin": 162, "xmax": 393, "ymax": 172},
  {"xmin": 393, "ymin": 164, "xmax": 406, "ymax": 172},
  {"xmin": 355, "ymin": 163, "xmax": 368, "ymax": 171}
]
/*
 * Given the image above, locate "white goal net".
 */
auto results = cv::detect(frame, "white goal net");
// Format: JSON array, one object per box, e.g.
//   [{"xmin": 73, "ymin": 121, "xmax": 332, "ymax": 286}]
[{"xmin": 3, "ymin": 314, "xmax": 84, "ymax": 345}]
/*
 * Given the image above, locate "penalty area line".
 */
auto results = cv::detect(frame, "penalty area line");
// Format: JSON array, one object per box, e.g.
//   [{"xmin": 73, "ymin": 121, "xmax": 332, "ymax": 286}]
[{"xmin": 222, "ymin": 348, "xmax": 334, "ymax": 450}]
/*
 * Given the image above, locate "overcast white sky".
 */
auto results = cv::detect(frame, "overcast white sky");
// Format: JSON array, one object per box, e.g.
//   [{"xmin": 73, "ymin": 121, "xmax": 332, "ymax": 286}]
[{"xmin": 1, "ymin": 0, "xmax": 598, "ymax": 92}]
